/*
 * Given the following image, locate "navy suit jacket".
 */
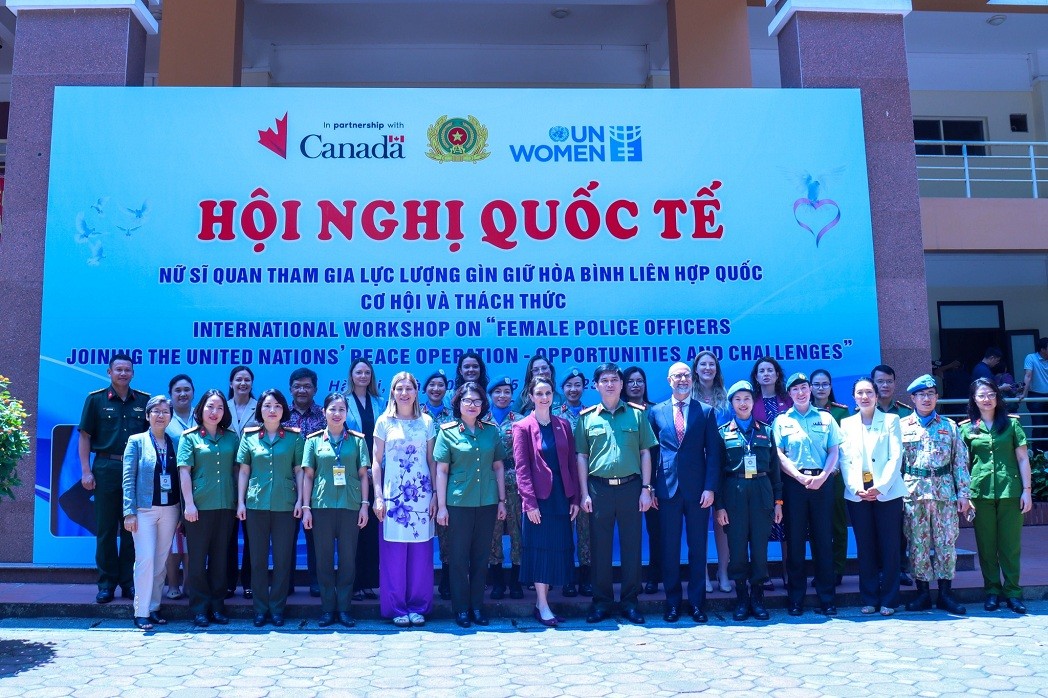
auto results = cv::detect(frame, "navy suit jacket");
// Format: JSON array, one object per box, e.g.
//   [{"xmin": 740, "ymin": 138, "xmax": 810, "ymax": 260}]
[{"xmin": 648, "ymin": 397, "xmax": 722, "ymax": 500}]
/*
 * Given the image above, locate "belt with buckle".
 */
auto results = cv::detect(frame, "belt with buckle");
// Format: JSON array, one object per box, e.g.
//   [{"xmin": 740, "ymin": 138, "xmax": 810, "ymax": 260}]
[
  {"xmin": 903, "ymin": 464, "xmax": 951, "ymax": 478},
  {"xmin": 95, "ymin": 452, "xmax": 124, "ymax": 461},
  {"xmin": 592, "ymin": 474, "xmax": 639, "ymax": 486},
  {"xmin": 729, "ymin": 472, "xmax": 767, "ymax": 480},
  {"xmin": 799, "ymin": 468, "xmax": 823, "ymax": 476}
]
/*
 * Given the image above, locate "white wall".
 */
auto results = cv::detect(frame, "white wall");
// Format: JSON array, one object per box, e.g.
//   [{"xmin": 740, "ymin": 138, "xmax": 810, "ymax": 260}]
[{"xmin": 910, "ymin": 90, "xmax": 1037, "ymax": 142}]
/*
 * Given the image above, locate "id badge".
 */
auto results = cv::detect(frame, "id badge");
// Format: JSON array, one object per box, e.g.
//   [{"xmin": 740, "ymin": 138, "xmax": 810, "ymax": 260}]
[
  {"xmin": 333, "ymin": 466, "xmax": 347, "ymax": 487},
  {"xmin": 743, "ymin": 454, "xmax": 757, "ymax": 477},
  {"xmin": 159, "ymin": 474, "xmax": 173, "ymax": 492}
]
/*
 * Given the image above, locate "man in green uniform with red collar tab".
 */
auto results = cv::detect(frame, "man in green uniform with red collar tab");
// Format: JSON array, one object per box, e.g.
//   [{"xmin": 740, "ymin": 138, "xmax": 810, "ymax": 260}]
[
  {"xmin": 78, "ymin": 352, "xmax": 150, "ymax": 603},
  {"xmin": 575, "ymin": 362, "xmax": 657, "ymax": 625}
]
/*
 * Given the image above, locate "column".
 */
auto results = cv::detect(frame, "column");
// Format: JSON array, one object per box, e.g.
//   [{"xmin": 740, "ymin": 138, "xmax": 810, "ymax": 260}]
[
  {"xmin": 159, "ymin": 0, "xmax": 244, "ymax": 87},
  {"xmin": 0, "ymin": 1, "xmax": 153, "ymax": 562},
  {"xmin": 773, "ymin": 0, "xmax": 931, "ymax": 384},
  {"xmin": 668, "ymin": 0, "xmax": 752, "ymax": 88}
]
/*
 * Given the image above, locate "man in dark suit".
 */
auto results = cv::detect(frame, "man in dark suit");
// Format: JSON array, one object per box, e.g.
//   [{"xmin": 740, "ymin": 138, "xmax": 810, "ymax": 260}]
[{"xmin": 648, "ymin": 361, "xmax": 722, "ymax": 623}]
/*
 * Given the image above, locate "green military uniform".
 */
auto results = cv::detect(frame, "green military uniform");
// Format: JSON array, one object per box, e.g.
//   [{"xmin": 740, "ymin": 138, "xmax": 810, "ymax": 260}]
[
  {"xmin": 79, "ymin": 386, "xmax": 149, "ymax": 593},
  {"xmin": 716, "ymin": 417, "xmax": 783, "ymax": 587},
  {"xmin": 575, "ymin": 401, "xmax": 658, "ymax": 613},
  {"xmin": 819, "ymin": 401, "xmax": 850, "ymax": 578},
  {"xmin": 900, "ymin": 413, "xmax": 971, "ymax": 582},
  {"xmin": 304, "ymin": 427, "xmax": 371, "ymax": 615},
  {"xmin": 960, "ymin": 416, "xmax": 1027, "ymax": 599},
  {"xmin": 878, "ymin": 400, "xmax": 914, "ymax": 419},
  {"xmin": 177, "ymin": 425, "xmax": 240, "ymax": 617},
  {"xmin": 486, "ymin": 411, "xmax": 525, "ymax": 572}
]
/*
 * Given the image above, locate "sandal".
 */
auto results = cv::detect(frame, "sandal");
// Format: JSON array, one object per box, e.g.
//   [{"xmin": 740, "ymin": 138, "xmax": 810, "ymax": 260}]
[
  {"xmin": 165, "ymin": 588, "xmax": 184, "ymax": 600},
  {"xmin": 860, "ymin": 606, "xmax": 877, "ymax": 614},
  {"xmin": 133, "ymin": 617, "xmax": 154, "ymax": 631}
]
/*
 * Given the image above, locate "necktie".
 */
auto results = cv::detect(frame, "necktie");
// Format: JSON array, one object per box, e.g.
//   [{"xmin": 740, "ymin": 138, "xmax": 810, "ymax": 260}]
[{"xmin": 675, "ymin": 401, "xmax": 686, "ymax": 443}]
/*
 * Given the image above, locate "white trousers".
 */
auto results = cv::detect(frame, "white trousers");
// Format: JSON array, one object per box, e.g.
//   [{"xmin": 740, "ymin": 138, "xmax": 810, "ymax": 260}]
[{"xmin": 131, "ymin": 505, "xmax": 180, "ymax": 617}]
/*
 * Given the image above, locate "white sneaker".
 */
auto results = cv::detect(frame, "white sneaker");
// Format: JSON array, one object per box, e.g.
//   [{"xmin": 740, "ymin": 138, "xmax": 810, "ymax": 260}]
[
  {"xmin": 408, "ymin": 612, "xmax": 425, "ymax": 626},
  {"xmin": 393, "ymin": 615, "xmax": 411, "ymax": 627}
]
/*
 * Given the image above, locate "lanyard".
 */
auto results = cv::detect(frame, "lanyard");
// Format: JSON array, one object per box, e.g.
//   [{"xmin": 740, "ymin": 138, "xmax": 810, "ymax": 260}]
[
  {"xmin": 327, "ymin": 429, "xmax": 345, "ymax": 467},
  {"xmin": 149, "ymin": 433, "xmax": 169, "ymax": 475}
]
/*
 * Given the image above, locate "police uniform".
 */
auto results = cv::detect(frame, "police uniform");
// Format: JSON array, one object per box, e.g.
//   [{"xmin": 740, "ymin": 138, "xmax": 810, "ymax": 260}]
[
  {"xmin": 773, "ymin": 375, "xmax": 843, "ymax": 612},
  {"xmin": 900, "ymin": 377, "xmax": 971, "ymax": 599},
  {"xmin": 303, "ymin": 427, "xmax": 370, "ymax": 616},
  {"xmin": 79, "ymin": 385, "xmax": 149, "ymax": 595},
  {"xmin": 960, "ymin": 415, "xmax": 1026, "ymax": 602},
  {"xmin": 879, "ymin": 400, "xmax": 914, "ymax": 419},
  {"xmin": 575, "ymin": 400, "xmax": 658, "ymax": 616},
  {"xmin": 237, "ymin": 426, "xmax": 304, "ymax": 620},
  {"xmin": 820, "ymin": 401, "xmax": 850, "ymax": 580},
  {"xmin": 485, "ymin": 408, "xmax": 524, "ymax": 597},
  {"xmin": 434, "ymin": 420, "xmax": 509, "ymax": 616},
  {"xmin": 177, "ymin": 425, "xmax": 240, "ymax": 619}
]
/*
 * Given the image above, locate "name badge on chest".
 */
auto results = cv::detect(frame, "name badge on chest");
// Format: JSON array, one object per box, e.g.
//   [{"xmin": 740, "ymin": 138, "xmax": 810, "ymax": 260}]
[
  {"xmin": 743, "ymin": 454, "xmax": 757, "ymax": 476},
  {"xmin": 333, "ymin": 465, "xmax": 347, "ymax": 487},
  {"xmin": 159, "ymin": 474, "xmax": 173, "ymax": 492}
]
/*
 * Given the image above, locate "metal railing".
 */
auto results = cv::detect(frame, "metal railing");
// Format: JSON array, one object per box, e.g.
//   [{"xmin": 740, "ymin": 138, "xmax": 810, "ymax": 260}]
[
  {"xmin": 915, "ymin": 140, "xmax": 1048, "ymax": 199},
  {"xmin": 938, "ymin": 397, "xmax": 1047, "ymax": 452}
]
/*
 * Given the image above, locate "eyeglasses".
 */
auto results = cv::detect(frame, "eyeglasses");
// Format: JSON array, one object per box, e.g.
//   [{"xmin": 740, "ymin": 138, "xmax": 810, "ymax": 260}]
[
  {"xmin": 912, "ymin": 390, "xmax": 937, "ymax": 400},
  {"xmin": 669, "ymin": 372, "xmax": 691, "ymax": 381},
  {"xmin": 974, "ymin": 392, "xmax": 996, "ymax": 401},
  {"xmin": 627, "ymin": 379, "xmax": 645, "ymax": 386},
  {"xmin": 811, "ymin": 382, "xmax": 831, "ymax": 389},
  {"xmin": 461, "ymin": 398, "xmax": 483, "ymax": 407},
  {"xmin": 598, "ymin": 378, "xmax": 621, "ymax": 386},
  {"xmin": 874, "ymin": 379, "xmax": 895, "ymax": 386},
  {"xmin": 149, "ymin": 410, "xmax": 171, "ymax": 417}
]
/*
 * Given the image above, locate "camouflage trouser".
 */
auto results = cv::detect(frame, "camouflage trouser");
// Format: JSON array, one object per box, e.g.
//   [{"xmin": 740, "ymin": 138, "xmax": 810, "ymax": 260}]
[
  {"xmin": 574, "ymin": 510, "xmax": 591, "ymax": 566},
  {"xmin": 490, "ymin": 480, "xmax": 522, "ymax": 566},
  {"xmin": 904, "ymin": 498, "xmax": 959, "ymax": 581}
]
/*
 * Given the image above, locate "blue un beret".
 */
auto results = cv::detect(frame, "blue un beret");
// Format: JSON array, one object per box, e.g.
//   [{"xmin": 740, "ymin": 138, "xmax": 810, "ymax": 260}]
[
  {"xmin": 907, "ymin": 374, "xmax": 937, "ymax": 394},
  {"xmin": 726, "ymin": 380, "xmax": 754, "ymax": 402}
]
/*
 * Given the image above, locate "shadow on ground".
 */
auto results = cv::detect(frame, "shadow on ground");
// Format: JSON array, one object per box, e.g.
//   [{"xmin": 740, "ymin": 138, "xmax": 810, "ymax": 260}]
[{"xmin": 0, "ymin": 638, "xmax": 56, "ymax": 678}]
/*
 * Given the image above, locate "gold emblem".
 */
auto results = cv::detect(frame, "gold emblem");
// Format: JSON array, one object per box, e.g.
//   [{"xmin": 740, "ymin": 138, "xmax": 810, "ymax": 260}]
[{"xmin": 426, "ymin": 115, "xmax": 490, "ymax": 164}]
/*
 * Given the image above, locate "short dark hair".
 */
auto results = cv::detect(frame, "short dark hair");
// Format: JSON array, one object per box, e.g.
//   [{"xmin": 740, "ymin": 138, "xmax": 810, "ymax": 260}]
[
  {"xmin": 288, "ymin": 367, "xmax": 318, "ymax": 389},
  {"xmin": 592, "ymin": 362, "xmax": 623, "ymax": 384},
  {"xmin": 852, "ymin": 376, "xmax": 876, "ymax": 394},
  {"xmin": 529, "ymin": 376, "xmax": 556, "ymax": 396},
  {"xmin": 983, "ymin": 347, "xmax": 1003, "ymax": 360},
  {"xmin": 168, "ymin": 374, "xmax": 194, "ymax": 393},
  {"xmin": 870, "ymin": 364, "xmax": 895, "ymax": 379},
  {"xmin": 620, "ymin": 365, "xmax": 650, "ymax": 404},
  {"xmin": 1037, "ymin": 337, "xmax": 1048, "ymax": 352},
  {"xmin": 451, "ymin": 381, "xmax": 489, "ymax": 419},
  {"xmin": 109, "ymin": 352, "xmax": 135, "ymax": 368},
  {"xmin": 455, "ymin": 351, "xmax": 489, "ymax": 390},
  {"xmin": 193, "ymin": 389, "xmax": 233, "ymax": 430},
  {"xmin": 255, "ymin": 388, "xmax": 290, "ymax": 424},
  {"xmin": 322, "ymin": 391, "xmax": 349, "ymax": 411}
]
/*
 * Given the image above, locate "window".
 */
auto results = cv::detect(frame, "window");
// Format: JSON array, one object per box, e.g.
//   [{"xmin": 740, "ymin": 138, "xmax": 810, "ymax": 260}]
[{"xmin": 914, "ymin": 118, "xmax": 986, "ymax": 156}]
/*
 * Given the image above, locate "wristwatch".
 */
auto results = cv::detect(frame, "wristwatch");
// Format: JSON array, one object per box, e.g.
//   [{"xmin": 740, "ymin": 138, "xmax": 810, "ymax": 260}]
[{"xmin": 642, "ymin": 484, "xmax": 654, "ymax": 493}]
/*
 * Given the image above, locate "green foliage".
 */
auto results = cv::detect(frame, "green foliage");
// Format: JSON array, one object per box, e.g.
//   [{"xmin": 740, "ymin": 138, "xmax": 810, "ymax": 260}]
[
  {"xmin": 1031, "ymin": 450, "xmax": 1048, "ymax": 503},
  {"xmin": 0, "ymin": 375, "xmax": 30, "ymax": 501}
]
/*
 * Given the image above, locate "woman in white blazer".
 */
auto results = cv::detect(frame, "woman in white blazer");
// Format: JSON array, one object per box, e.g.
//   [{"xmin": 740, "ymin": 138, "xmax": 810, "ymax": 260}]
[{"xmin": 838, "ymin": 377, "xmax": 907, "ymax": 616}]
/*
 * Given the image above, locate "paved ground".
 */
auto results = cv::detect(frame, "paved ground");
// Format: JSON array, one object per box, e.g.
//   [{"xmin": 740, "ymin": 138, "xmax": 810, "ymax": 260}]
[{"xmin": 0, "ymin": 602, "xmax": 1045, "ymax": 697}]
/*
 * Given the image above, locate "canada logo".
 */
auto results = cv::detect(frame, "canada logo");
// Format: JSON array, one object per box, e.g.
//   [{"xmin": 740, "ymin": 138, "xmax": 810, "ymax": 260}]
[
  {"xmin": 425, "ymin": 115, "xmax": 490, "ymax": 163},
  {"xmin": 258, "ymin": 112, "xmax": 289, "ymax": 159}
]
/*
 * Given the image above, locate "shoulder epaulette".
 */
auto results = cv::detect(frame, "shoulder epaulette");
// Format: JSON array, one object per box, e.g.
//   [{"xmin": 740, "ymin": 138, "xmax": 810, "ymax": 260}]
[
  {"xmin": 346, "ymin": 429, "xmax": 365, "ymax": 439},
  {"xmin": 831, "ymin": 402, "xmax": 847, "ymax": 409},
  {"xmin": 481, "ymin": 419, "xmax": 497, "ymax": 427},
  {"xmin": 817, "ymin": 406, "xmax": 830, "ymax": 413},
  {"xmin": 133, "ymin": 388, "xmax": 151, "ymax": 397},
  {"xmin": 958, "ymin": 418, "xmax": 971, "ymax": 426},
  {"xmin": 89, "ymin": 387, "xmax": 107, "ymax": 395},
  {"xmin": 182, "ymin": 425, "xmax": 200, "ymax": 435},
  {"xmin": 441, "ymin": 421, "xmax": 460, "ymax": 430},
  {"xmin": 1009, "ymin": 414, "xmax": 1020, "ymax": 419},
  {"xmin": 895, "ymin": 401, "xmax": 911, "ymax": 409},
  {"xmin": 244, "ymin": 426, "xmax": 261, "ymax": 434},
  {"xmin": 286, "ymin": 427, "xmax": 301, "ymax": 433},
  {"xmin": 580, "ymin": 404, "xmax": 600, "ymax": 415},
  {"xmin": 307, "ymin": 429, "xmax": 325, "ymax": 439},
  {"xmin": 628, "ymin": 401, "xmax": 647, "ymax": 411}
]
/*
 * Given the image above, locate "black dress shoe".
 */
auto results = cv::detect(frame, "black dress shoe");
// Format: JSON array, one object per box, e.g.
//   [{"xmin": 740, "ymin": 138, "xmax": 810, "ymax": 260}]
[
  {"xmin": 691, "ymin": 609, "xmax": 708, "ymax": 624},
  {"xmin": 120, "ymin": 586, "xmax": 135, "ymax": 599},
  {"xmin": 622, "ymin": 608, "xmax": 646, "ymax": 625},
  {"xmin": 1006, "ymin": 598, "xmax": 1027, "ymax": 614},
  {"xmin": 271, "ymin": 614, "xmax": 285, "ymax": 627},
  {"xmin": 224, "ymin": 589, "xmax": 235, "ymax": 600},
  {"xmin": 643, "ymin": 581, "xmax": 658, "ymax": 595},
  {"xmin": 133, "ymin": 617, "xmax": 154, "ymax": 630},
  {"xmin": 562, "ymin": 583, "xmax": 579, "ymax": 598},
  {"xmin": 243, "ymin": 588, "xmax": 253, "ymax": 599},
  {"xmin": 210, "ymin": 612, "xmax": 229, "ymax": 625},
  {"xmin": 817, "ymin": 605, "xmax": 838, "ymax": 616},
  {"xmin": 899, "ymin": 573, "xmax": 914, "ymax": 587},
  {"xmin": 317, "ymin": 612, "xmax": 336, "ymax": 627},
  {"xmin": 586, "ymin": 608, "xmax": 608, "ymax": 624},
  {"xmin": 148, "ymin": 611, "xmax": 168, "ymax": 625},
  {"xmin": 309, "ymin": 585, "xmax": 321, "ymax": 598},
  {"xmin": 455, "ymin": 612, "xmax": 472, "ymax": 628},
  {"xmin": 253, "ymin": 614, "xmax": 268, "ymax": 627},
  {"xmin": 663, "ymin": 605, "xmax": 680, "ymax": 623},
  {"xmin": 95, "ymin": 589, "xmax": 114, "ymax": 604},
  {"xmin": 787, "ymin": 603, "xmax": 803, "ymax": 617},
  {"xmin": 984, "ymin": 594, "xmax": 1000, "ymax": 612},
  {"xmin": 835, "ymin": 574, "xmax": 843, "ymax": 587},
  {"xmin": 338, "ymin": 612, "xmax": 356, "ymax": 627},
  {"xmin": 193, "ymin": 614, "xmax": 210, "ymax": 628},
  {"xmin": 471, "ymin": 609, "xmax": 490, "ymax": 626},
  {"xmin": 362, "ymin": 589, "xmax": 378, "ymax": 600},
  {"xmin": 579, "ymin": 583, "xmax": 594, "ymax": 597}
]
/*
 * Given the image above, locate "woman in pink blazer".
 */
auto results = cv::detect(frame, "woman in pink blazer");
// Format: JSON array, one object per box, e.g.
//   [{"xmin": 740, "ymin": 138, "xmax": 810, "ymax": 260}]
[{"xmin": 513, "ymin": 376, "xmax": 580, "ymax": 627}]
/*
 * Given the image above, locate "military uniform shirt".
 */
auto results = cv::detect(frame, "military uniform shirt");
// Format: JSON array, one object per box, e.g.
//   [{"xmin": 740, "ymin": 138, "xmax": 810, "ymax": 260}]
[
  {"xmin": 900, "ymin": 413, "xmax": 971, "ymax": 502},
  {"xmin": 717, "ymin": 418, "xmax": 783, "ymax": 505},
  {"xmin": 960, "ymin": 417, "xmax": 1027, "ymax": 500},
  {"xmin": 434, "ymin": 421, "xmax": 508, "ymax": 507},
  {"xmin": 303, "ymin": 429, "xmax": 370, "ymax": 510},
  {"xmin": 176, "ymin": 427, "xmax": 239, "ymax": 511},
  {"xmin": 773, "ymin": 406, "xmax": 843, "ymax": 472},
  {"xmin": 877, "ymin": 401, "xmax": 913, "ymax": 419},
  {"xmin": 484, "ymin": 410, "xmax": 523, "ymax": 482},
  {"xmin": 820, "ymin": 402, "xmax": 850, "ymax": 425},
  {"xmin": 78, "ymin": 387, "xmax": 150, "ymax": 455},
  {"xmin": 237, "ymin": 427, "xmax": 304, "ymax": 511},
  {"xmin": 574, "ymin": 401, "xmax": 658, "ymax": 479}
]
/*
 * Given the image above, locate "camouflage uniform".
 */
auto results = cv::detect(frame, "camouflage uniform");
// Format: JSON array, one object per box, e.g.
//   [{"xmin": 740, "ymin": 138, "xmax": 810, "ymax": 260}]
[
  {"xmin": 487, "ymin": 410, "xmax": 524, "ymax": 566},
  {"xmin": 559, "ymin": 403, "xmax": 590, "ymax": 566},
  {"xmin": 900, "ymin": 413, "xmax": 971, "ymax": 581},
  {"xmin": 422, "ymin": 403, "xmax": 456, "ymax": 566}
]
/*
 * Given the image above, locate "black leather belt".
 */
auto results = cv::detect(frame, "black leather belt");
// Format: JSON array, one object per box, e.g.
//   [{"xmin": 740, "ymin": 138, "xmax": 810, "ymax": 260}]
[
  {"xmin": 95, "ymin": 452, "xmax": 124, "ymax": 461},
  {"xmin": 591, "ymin": 474, "xmax": 639, "ymax": 486},
  {"xmin": 728, "ymin": 472, "xmax": 767, "ymax": 479},
  {"xmin": 799, "ymin": 468, "xmax": 823, "ymax": 476}
]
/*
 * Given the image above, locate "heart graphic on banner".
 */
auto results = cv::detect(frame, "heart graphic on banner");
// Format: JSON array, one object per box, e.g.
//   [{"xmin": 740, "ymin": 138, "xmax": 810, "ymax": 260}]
[{"xmin": 793, "ymin": 198, "xmax": 841, "ymax": 246}]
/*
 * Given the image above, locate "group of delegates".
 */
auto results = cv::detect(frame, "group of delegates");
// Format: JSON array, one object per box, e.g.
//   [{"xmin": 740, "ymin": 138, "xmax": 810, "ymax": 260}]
[{"xmin": 82, "ymin": 348, "xmax": 1034, "ymax": 631}]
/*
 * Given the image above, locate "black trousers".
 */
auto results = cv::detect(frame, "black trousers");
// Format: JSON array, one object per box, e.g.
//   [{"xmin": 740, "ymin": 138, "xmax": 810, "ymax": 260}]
[
  {"xmin": 287, "ymin": 520, "xmax": 319, "ymax": 595},
  {"xmin": 354, "ymin": 514, "xmax": 380, "ymax": 591},
  {"xmin": 447, "ymin": 504, "xmax": 498, "ymax": 614},
  {"xmin": 185, "ymin": 508, "xmax": 234, "ymax": 615},
  {"xmin": 644, "ymin": 507, "xmax": 662, "ymax": 584},
  {"xmin": 225, "ymin": 515, "xmax": 250, "ymax": 592},
  {"xmin": 658, "ymin": 489, "xmax": 710, "ymax": 608},
  {"xmin": 848, "ymin": 497, "xmax": 903, "ymax": 608},
  {"xmin": 589, "ymin": 478, "xmax": 642, "ymax": 613},
  {"xmin": 245, "ymin": 509, "xmax": 298, "ymax": 616},
  {"xmin": 92, "ymin": 456, "xmax": 134, "ymax": 591},
  {"xmin": 783, "ymin": 476, "xmax": 835, "ymax": 606},
  {"xmin": 312, "ymin": 508, "xmax": 361, "ymax": 613},
  {"xmin": 721, "ymin": 476, "xmax": 774, "ymax": 586}
]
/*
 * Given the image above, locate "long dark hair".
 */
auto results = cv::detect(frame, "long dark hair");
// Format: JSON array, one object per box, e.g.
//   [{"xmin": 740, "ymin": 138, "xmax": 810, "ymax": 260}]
[
  {"xmin": 750, "ymin": 357, "xmax": 787, "ymax": 398},
  {"xmin": 966, "ymin": 377, "xmax": 1009, "ymax": 433},
  {"xmin": 193, "ymin": 389, "xmax": 233, "ymax": 430},
  {"xmin": 454, "ymin": 351, "xmax": 489, "ymax": 390},
  {"xmin": 227, "ymin": 365, "xmax": 255, "ymax": 399},
  {"xmin": 621, "ymin": 366, "xmax": 652, "ymax": 405}
]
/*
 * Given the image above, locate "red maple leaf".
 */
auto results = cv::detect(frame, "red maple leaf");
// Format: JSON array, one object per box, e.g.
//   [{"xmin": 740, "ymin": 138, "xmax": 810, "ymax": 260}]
[{"xmin": 258, "ymin": 112, "xmax": 288, "ymax": 159}]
